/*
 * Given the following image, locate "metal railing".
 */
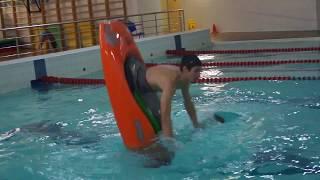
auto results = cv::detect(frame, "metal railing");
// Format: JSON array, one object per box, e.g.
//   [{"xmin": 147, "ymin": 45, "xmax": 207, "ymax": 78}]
[{"xmin": 0, "ymin": 9, "xmax": 185, "ymax": 61}]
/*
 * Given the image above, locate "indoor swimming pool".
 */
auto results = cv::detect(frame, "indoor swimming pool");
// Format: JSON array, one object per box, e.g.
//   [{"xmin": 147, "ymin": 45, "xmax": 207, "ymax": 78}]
[{"xmin": 1, "ymin": 44, "xmax": 320, "ymax": 179}]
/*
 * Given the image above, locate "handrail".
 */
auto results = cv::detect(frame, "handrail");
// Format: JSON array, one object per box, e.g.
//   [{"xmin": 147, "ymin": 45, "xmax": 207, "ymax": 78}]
[
  {"xmin": 0, "ymin": 9, "xmax": 185, "ymax": 60},
  {"xmin": 0, "ymin": 9, "xmax": 184, "ymax": 31}
]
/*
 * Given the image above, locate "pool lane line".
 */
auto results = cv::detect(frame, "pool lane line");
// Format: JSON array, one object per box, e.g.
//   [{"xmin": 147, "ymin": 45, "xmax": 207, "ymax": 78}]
[
  {"xmin": 36, "ymin": 75, "xmax": 320, "ymax": 85},
  {"xmin": 146, "ymin": 59, "xmax": 320, "ymax": 68},
  {"xmin": 167, "ymin": 47, "xmax": 320, "ymax": 55}
]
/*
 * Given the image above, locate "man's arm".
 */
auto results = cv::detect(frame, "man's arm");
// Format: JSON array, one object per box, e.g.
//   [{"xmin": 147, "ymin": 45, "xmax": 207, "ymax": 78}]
[
  {"xmin": 160, "ymin": 82, "xmax": 176, "ymax": 138},
  {"xmin": 181, "ymin": 85, "xmax": 200, "ymax": 128}
]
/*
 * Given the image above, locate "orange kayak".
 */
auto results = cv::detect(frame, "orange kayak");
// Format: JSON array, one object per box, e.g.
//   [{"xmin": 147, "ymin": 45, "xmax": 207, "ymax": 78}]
[{"xmin": 99, "ymin": 21, "xmax": 161, "ymax": 150}]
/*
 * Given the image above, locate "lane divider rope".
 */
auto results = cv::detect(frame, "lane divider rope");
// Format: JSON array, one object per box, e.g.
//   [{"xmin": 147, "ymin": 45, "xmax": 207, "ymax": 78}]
[
  {"xmin": 146, "ymin": 59, "xmax": 320, "ymax": 68},
  {"xmin": 40, "ymin": 76, "xmax": 105, "ymax": 85},
  {"xmin": 39, "ymin": 76, "xmax": 320, "ymax": 85},
  {"xmin": 166, "ymin": 47, "xmax": 320, "ymax": 55},
  {"xmin": 195, "ymin": 76, "xmax": 320, "ymax": 83}
]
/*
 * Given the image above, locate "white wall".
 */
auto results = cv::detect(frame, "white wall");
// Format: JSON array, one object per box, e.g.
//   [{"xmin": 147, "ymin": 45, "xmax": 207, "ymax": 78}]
[
  {"xmin": 316, "ymin": 0, "xmax": 320, "ymax": 30},
  {"xmin": 126, "ymin": 0, "xmax": 318, "ymax": 32},
  {"xmin": 125, "ymin": 0, "xmax": 139, "ymax": 15},
  {"xmin": 125, "ymin": 0, "xmax": 163, "ymax": 35},
  {"xmin": 126, "ymin": 0, "xmax": 162, "ymax": 15},
  {"xmin": 136, "ymin": 0, "xmax": 162, "ymax": 13},
  {"xmin": 182, "ymin": 0, "xmax": 318, "ymax": 32}
]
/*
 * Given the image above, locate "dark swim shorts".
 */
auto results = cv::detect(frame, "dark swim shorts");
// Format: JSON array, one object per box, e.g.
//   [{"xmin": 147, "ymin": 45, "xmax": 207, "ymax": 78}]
[{"xmin": 125, "ymin": 57, "xmax": 161, "ymax": 126}]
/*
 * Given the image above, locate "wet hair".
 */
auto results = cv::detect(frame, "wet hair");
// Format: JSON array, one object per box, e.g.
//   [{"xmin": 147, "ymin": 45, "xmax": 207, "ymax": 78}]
[{"xmin": 180, "ymin": 55, "xmax": 202, "ymax": 71}]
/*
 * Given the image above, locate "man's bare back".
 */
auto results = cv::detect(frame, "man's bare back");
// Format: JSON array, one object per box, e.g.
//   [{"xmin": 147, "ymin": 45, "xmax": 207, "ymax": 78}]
[
  {"xmin": 144, "ymin": 55, "xmax": 202, "ymax": 138},
  {"xmin": 146, "ymin": 65, "xmax": 186, "ymax": 92}
]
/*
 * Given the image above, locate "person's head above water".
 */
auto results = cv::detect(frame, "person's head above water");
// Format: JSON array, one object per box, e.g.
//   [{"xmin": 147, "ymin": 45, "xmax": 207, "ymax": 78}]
[
  {"xmin": 180, "ymin": 55, "xmax": 202, "ymax": 82},
  {"xmin": 180, "ymin": 55, "xmax": 202, "ymax": 71}
]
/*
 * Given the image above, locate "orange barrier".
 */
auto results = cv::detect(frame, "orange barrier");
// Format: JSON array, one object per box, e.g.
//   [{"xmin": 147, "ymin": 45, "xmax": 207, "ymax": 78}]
[
  {"xmin": 99, "ymin": 21, "xmax": 159, "ymax": 150},
  {"xmin": 212, "ymin": 23, "xmax": 218, "ymax": 35}
]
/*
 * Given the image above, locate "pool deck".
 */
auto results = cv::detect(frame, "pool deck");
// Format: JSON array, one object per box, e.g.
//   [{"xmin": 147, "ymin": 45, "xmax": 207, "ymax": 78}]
[{"xmin": 212, "ymin": 30, "xmax": 320, "ymax": 41}]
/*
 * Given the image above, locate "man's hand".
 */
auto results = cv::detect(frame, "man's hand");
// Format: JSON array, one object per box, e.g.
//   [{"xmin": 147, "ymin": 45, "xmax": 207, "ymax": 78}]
[
  {"xmin": 181, "ymin": 85, "xmax": 200, "ymax": 129},
  {"xmin": 193, "ymin": 121, "xmax": 205, "ymax": 129}
]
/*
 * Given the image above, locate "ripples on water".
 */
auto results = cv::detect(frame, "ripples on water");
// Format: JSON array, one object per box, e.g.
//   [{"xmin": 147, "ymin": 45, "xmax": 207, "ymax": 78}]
[
  {"xmin": 185, "ymin": 81, "xmax": 320, "ymax": 179},
  {"xmin": 1, "ymin": 80, "xmax": 320, "ymax": 179}
]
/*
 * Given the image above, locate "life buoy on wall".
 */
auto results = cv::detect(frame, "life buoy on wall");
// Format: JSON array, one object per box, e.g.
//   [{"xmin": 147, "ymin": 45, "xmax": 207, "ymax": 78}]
[{"xmin": 99, "ymin": 21, "xmax": 161, "ymax": 150}]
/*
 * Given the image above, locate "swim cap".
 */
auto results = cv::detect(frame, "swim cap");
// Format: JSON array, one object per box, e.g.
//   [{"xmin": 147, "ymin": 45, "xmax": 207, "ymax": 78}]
[{"xmin": 180, "ymin": 55, "xmax": 202, "ymax": 71}]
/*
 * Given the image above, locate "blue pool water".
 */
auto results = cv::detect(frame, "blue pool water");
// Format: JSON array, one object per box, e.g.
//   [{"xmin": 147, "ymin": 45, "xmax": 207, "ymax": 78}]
[{"xmin": 1, "ymin": 51, "xmax": 320, "ymax": 179}]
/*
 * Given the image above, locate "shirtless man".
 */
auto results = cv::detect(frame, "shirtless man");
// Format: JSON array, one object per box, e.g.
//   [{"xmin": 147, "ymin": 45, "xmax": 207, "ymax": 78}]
[
  {"xmin": 133, "ymin": 54, "xmax": 202, "ymax": 167},
  {"xmin": 146, "ymin": 54, "xmax": 202, "ymax": 138}
]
